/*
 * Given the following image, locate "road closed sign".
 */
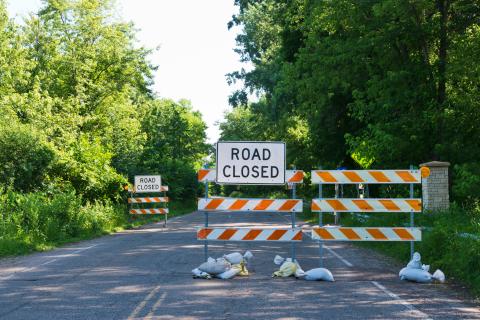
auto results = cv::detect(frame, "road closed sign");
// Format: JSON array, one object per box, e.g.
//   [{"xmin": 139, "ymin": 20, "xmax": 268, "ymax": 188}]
[
  {"xmin": 216, "ymin": 141, "xmax": 286, "ymax": 185},
  {"xmin": 134, "ymin": 175, "xmax": 161, "ymax": 193}
]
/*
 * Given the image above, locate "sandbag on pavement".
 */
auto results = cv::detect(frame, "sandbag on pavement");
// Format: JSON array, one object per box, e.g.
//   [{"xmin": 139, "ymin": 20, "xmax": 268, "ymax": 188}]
[
  {"xmin": 223, "ymin": 251, "xmax": 254, "ymax": 265},
  {"xmin": 223, "ymin": 252, "xmax": 244, "ymax": 265},
  {"xmin": 272, "ymin": 258, "xmax": 297, "ymax": 277},
  {"xmin": 399, "ymin": 252, "xmax": 445, "ymax": 283},
  {"xmin": 198, "ymin": 257, "xmax": 231, "ymax": 275},
  {"xmin": 274, "ymin": 255, "xmax": 285, "ymax": 266},
  {"xmin": 217, "ymin": 267, "xmax": 241, "ymax": 279},
  {"xmin": 304, "ymin": 268, "xmax": 335, "ymax": 282},
  {"xmin": 294, "ymin": 260, "xmax": 306, "ymax": 278},
  {"xmin": 192, "ymin": 268, "xmax": 211, "ymax": 279},
  {"xmin": 399, "ymin": 267, "xmax": 445, "ymax": 283}
]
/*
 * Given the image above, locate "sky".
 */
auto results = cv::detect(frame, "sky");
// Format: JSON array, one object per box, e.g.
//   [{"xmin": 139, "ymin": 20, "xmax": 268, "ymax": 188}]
[{"xmin": 7, "ymin": 0, "xmax": 249, "ymax": 143}]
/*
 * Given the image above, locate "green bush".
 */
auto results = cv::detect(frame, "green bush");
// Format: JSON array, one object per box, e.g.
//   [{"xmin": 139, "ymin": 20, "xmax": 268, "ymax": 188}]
[
  {"xmin": 0, "ymin": 188, "xmax": 128, "ymax": 256},
  {"xmin": 0, "ymin": 122, "xmax": 55, "ymax": 192},
  {"xmin": 453, "ymin": 163, "xmax": 480, "ymax": 203}
]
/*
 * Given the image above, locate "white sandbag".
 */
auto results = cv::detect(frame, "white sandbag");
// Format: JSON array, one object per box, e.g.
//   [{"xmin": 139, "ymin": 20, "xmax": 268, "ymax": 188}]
[
  {"xmin": 399, "ymin": 252, "xmax": 445, "ymax": 283},
  {"xmin": 198, "ymin": 258, "xmax": 231, "ymax": 275},
  {"xmin": 192, "ymin": 268, "xmax": 211, "ymax": 279},
  {"xmin": 406, "ymin": 252, "xmax": 422, "ymax": 269},
  {"xmin": 294, "ymin": 260, "xmax": 305, "ymax": 278},
  {"xmin": 432, "ymin": 269, "xmax": 445, "ymax": 283},
  {"xmin": 243, "ymin": 251, "xmax": 253, "ymax": 261},
  {"xmin": 217, "ymin": 267, "xmax": 241, "ymax": 279},
  {"xmin": 399, "ymin": 267, "xmax": 432, "ymax": 283},
  {"xmin": 304, "ymin": 268, "xmax": 334, "ymax": 282},
  {"xmin": 223, "ymin": 252, "xmax": 244, "ymax": 265},
  {"xmin": 274, "ymin": 255, "xmax": 285, "ymax": 266}
]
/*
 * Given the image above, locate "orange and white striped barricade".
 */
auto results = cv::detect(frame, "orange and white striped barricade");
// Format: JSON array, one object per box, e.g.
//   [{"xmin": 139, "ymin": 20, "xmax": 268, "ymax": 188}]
[
  {"xmin": 198, "ymin": 198, "xmax": 303, "ymax": 212},
  {"xmin": 311, "ymin": 167, "xmax": 424, "ymax": 269},
  {"xmin": 311, "ymin": 169, "xmax": 421, "ymax": 184},
  {"xmin": 311, "ymin": 198, "xmax": 421, "ymax": 213},
  {"xmin": 311, "ymin": 227, "xmax": 421, "ymax": 242},
  {"xmin": 197, "ymin": 165, "xmax": 305, "ymax": 261},
  {"xmin": 197, "ymin": 227, "xmax": 303, "ymax": 242},
  {"xmin": 129, "ymin": 208, "xmax": 169, "ymax": 215},
  {"xmin": 128, "ymin": 176, "xmax": 169, "ymax": 226},
  {"xmin": 198, "ymin": 169, "xmax": 305, "ymax": 184},
  {"xmin": 128, "ymin": 197, "xmax": 169, "ymax": 204}
]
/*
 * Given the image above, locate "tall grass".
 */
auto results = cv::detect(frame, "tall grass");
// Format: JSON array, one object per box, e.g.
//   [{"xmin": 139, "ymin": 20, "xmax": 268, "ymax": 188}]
[{"xmin": 0, "ymin": 188, "xmax": 195, "ymax": 256}]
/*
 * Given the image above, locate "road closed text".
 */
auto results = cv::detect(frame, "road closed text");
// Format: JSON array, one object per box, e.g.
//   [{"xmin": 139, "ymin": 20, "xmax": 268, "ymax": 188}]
[
  {"xmin": 134, "ymin": 175, "xmax": 162, "ymax": 193},
  {"xmin": 216, "ymin": 142, "xmax": 285, "ymax": 184}
]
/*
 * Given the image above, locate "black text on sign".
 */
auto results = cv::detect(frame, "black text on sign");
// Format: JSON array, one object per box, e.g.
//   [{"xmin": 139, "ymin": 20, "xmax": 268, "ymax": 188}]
[
  {"xmin": 134, "ymin": 175, "xmax": 161, "ymax": 192},
  {"xmin": 216, "ymin": 142, "xmax": 286, "ymax": 184}
]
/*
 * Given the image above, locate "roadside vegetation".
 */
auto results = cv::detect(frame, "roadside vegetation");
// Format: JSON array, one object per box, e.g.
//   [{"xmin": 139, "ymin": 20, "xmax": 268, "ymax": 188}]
[
  {"xmin": 0, "ymin": 0, "xmax": 207, "ymax": 256},
  {"xmin": 220, "ymin": 1, "xmax": 480, "ymax": 296}
]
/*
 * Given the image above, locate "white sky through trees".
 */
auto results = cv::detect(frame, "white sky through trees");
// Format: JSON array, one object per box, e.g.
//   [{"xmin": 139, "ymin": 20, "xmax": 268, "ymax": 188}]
[{"xmin": 7, "ymin": 0, "xmax": 248, "ymax": 143}]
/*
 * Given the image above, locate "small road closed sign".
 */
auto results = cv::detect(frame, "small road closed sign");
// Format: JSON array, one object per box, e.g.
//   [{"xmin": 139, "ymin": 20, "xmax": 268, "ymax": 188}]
[
  {"xmin": 134, "ymin": 175, "xmax": 162, "ymax": 193},
  {"xmin": 216, "ymin": 141, "xmax": 286, "ymax": 185}
]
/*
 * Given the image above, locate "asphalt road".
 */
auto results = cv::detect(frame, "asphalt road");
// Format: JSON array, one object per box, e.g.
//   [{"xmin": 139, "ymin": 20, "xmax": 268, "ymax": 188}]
[{"xmin": 0, "ymin": 211, "xmax": 479, "ymax": 320}]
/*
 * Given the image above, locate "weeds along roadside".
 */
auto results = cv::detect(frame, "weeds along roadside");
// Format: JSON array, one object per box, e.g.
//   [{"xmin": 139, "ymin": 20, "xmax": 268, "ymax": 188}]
[{"xmin": 0, "ymin": 188, "xmax": 195, "ymax": 257}]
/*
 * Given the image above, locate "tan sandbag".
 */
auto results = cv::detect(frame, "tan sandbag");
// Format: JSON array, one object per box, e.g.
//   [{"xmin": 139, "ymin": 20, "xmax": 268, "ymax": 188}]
[{"xmin": 272, "ymin": 260, "xmax": 297, "ymax": 277}]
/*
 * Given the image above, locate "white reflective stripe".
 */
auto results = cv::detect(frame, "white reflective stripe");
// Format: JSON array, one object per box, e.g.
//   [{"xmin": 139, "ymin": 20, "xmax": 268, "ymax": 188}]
[
  {"xmin": 254, "ymin": 229, "xmax": 272, "ymax": 241},
  {"xmin": 229, "ymin": 229, "xmax": 249, "ymax": 240},
  {"xmin": 311, "ymin": 198, "xmax": 421, "ymax": 212},
  {"xmin": 311, "ymin": 170, "xmax": 421, "ymax": 184},
  {"xmin": 208, "ymin": 229, "xmax": 225, "ymax": 239}
]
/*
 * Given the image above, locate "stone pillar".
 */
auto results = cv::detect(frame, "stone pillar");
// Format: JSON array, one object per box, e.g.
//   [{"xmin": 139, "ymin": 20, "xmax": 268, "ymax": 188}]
[{"xmin": 419, "ymin": 161, "xmax": 450, "ymax": 211}]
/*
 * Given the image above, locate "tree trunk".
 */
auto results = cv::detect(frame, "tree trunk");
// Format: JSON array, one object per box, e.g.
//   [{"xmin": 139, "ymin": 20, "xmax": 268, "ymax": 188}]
[{"xmin": 437, "ymin": 0, "xmax": 449, "ymax": 105}]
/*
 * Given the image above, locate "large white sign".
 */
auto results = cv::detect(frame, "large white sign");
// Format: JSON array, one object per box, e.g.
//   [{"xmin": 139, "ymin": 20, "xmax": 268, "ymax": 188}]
[
  {"xmin": 134, "ymin": 175, "xmax": 161, "ymax": 193},
  {"xmin": 216, "ymin": 141, "xmax": 286, "ymax": 184}
]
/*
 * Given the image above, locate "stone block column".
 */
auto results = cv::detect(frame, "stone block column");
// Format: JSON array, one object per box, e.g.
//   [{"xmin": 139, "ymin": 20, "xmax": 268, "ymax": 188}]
[{"xmin": 419, "ymin": 161, "xmax": 450, "ymax": 211}]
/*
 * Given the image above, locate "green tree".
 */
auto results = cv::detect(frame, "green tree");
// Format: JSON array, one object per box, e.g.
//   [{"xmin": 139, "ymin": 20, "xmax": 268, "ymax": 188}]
[{"xmin": 138, "ymin": 99, "xmax": 209, "ymax": 200}]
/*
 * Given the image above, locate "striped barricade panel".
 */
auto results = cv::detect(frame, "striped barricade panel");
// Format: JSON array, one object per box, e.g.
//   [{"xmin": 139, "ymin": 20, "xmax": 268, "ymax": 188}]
[
  {"xmin": 286, "ymin": 170, "xmax": 304, "ymax": 183},
  {"xmin": 311, "ymin": 170, "xmax": 421, "ymax": 184},
  {"xmin": 198, "ymin": 169, "xmax": 304, "ymax": 183},
  {"xmin": 129, "ymin": 208, "xmax": 169, "ymax": 214},
  {"xmin": 311, "ymin": 227, "xmax": 421, "ymax": 241},
  {"xmin": 311, "ymin": 198, "xmax": 421, "ymax": 213},
  {"xmin": 198, "ymin": 198, "xmax": 303, "ymax": 212},
  {"xmin": 198, "ymin": 169, "xmax": 216, "ymax": 182},
  {"xmin": 197, "ymin": 228, "xmax": 302, "ymax": 242},
  {"xmin": 128, "ymin": 197, "xmax": 169, "ymax": 203}
]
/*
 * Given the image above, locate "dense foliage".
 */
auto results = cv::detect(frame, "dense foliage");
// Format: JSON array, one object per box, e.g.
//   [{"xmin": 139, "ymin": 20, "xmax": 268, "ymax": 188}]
[
  {"xmin": 0, "ymin": 0, "xmax": 208, "ymax": 254},
  {"xmin": 224, "ymin": 0, "xmax": 480, "ymax": 203},
  {"xmin": 223, "ymin": 0, "xmax": 480, "ymax": 295}
]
